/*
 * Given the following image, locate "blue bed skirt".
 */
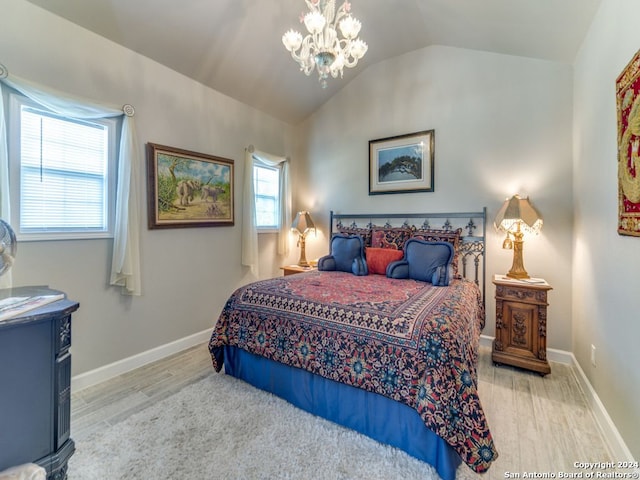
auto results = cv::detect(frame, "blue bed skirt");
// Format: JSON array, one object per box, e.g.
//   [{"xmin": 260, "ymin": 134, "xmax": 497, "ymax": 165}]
[{"xmin": 223, "ymin": 346, "xmax": 461, "ymax": 480}]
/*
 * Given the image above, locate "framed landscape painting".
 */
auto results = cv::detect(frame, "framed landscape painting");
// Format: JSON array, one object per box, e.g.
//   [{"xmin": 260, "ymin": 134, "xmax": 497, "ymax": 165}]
[
  {"xmin": 147, "ymin": 143, "xmax": 234, "ymax": 229},
  {"xmin": 369, "ymin": 130, "xmax": 435, "ymax": 195}
]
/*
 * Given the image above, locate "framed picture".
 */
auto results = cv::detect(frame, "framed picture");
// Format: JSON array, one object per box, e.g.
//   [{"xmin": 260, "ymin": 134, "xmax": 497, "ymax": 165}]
[
  {"xmin": 147, "ymin": 143, "xmax": 234, "ymax": 229},
  {"xmin": 369, "ymin": 130, "xmax": 435, "ymax": 195}
]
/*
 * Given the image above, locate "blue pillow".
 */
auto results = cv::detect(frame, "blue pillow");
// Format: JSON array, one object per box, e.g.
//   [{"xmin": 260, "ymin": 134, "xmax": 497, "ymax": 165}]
[
  {"xmin": 318, "ymin": 234, "xmax": 368, "ymax": 276},
  {"xmin": 387, "ymin": 239, "xmax": 454, "ymax": 285},
  {"xmin": 406, "ymin": 239, "xmax": 454, "ymax": 284}
]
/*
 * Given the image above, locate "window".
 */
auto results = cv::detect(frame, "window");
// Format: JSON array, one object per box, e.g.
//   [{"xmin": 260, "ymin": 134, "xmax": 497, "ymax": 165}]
[
  {"xmin": 9, "ymin": 95, "xmax": 117, "ymax": 240},
  {"xmin": 253, "ymin": 162, "xmax": 281, "ymax": 231}
]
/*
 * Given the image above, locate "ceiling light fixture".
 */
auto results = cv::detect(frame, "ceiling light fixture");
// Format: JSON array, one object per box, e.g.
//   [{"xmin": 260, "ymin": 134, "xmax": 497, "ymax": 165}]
[{"xmin": 282, "ymin": 0, "xmax": 368, "ymax": 89}]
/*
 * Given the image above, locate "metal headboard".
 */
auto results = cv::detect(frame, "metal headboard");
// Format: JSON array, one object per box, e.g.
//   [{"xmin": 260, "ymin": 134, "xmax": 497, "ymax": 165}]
[{"xmin": 329, "ymin": 209, "xmax": 487, "ymax": 301}]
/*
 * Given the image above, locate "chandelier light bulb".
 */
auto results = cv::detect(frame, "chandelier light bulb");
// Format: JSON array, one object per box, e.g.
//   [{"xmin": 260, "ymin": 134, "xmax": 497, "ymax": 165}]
[
  {"xmin": 282, "ymin": 30, "xmax": 303, "ymax": 52},
  {"xmin": 304, "ymin": 11, "xmax": 326, "ymax": 34},
  {"xmin": 350, "ymin": 38, "xmax": 368, "ymax": 59},
  {"xmin": 339, "ymin": 16, "xmax": 361, "ymax": 39},
  {"xmin": 283, "ymin": 0, "xmax": 367, "ymax": 87}
]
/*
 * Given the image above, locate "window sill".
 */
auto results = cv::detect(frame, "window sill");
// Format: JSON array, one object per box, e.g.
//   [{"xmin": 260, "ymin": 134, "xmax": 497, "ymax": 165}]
[{"xmin": 16, "ymin": 232, "xmax": 113, "ymax": 242}]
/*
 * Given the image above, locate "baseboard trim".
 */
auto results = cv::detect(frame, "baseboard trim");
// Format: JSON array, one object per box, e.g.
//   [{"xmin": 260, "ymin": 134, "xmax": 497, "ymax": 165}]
[
  {"xmin": 569, "ymin": 353, "xmax": 635, "ymax": 461},
  {"xmin": 479, "ymin": 334, "xmax": 493, "ymax": 349},
  {"xmin": 71, "ymin": 328, "xmax": 211, "ymax": 392},
  {"xmin": 479, "ymin": 335, "xmax": 634, "ymax": 462}
]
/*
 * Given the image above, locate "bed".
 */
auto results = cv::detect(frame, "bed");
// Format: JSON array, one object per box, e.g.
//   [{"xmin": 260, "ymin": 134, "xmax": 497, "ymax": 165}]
[{"xmin": 209, "ymin": 210, "xmax": 497, "ymax": 478}]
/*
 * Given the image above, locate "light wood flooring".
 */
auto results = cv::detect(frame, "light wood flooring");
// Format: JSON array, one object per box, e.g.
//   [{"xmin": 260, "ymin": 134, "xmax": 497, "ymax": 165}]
[{"xmin": 71, "ymin": 344, "xmax": 614, "ymax": 479}]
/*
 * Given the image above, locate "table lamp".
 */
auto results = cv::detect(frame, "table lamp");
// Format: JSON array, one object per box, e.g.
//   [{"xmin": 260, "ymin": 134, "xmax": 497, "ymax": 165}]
[
  {"xmin": 291, "ymin": 211, "xmax": 316, "ymax": 267},
  {"xmin": 494, "ymin": 194, "xmax": 543, "ymax": 279}
]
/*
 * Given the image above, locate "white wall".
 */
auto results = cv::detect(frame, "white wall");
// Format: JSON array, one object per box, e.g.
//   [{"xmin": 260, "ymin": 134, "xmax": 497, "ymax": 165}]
[
  {"xmin": 296, "ymin": 45, "xmax": 575, "ymax": 350},
  {"xmin": 1, "ymin": 1, "xmax": 294, "ymax": 376},
  {"xmin": 573, "ymin": 0, "xmax": 640, "ymax": 460}
]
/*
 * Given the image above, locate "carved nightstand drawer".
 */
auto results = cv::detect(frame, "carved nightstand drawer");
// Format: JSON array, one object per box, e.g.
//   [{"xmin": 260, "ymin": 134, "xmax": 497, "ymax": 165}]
[{"xmin": 495, "ymin": 284, "xmax": 548, "ymax": 304}]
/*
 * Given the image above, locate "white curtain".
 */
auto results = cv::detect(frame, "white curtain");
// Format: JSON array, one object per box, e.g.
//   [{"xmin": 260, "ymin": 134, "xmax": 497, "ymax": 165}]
[
  {"xmin": 0, "ymin": 86, "xmax": 11, "ymax": 289},
  {"xmin": 0, "ymin": 69, "xmax": 142, "ymax": 295},
  {"xmin": 241, "ymin": 146, "xmax": 291, "ymax": 278}
]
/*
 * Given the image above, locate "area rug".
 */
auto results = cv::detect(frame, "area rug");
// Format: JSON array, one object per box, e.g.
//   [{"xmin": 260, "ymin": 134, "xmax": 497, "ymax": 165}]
[{"xmin": 68, "ymin": 373, "xmax": 447, "ymax": 479}]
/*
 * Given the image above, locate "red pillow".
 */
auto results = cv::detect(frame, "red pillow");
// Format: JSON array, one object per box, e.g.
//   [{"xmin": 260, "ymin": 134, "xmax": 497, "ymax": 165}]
[{"xmin": 366, "ymin": 247, "xmax": 404, "ymax": 275}]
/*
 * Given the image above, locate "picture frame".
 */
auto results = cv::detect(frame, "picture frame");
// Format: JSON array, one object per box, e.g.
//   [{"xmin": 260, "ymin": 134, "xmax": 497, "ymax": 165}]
[
  {"xmin": 369, "ymin": 130, "xmax": 435, "ymax": 195},
  {"xmin": 147, "ymin": 143, "xmax": 234, "ymax": 229}
]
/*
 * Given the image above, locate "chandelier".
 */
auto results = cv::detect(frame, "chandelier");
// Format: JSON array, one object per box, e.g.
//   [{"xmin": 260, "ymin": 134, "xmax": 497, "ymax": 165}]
[{"xmin": 282, "ymin": 0, "xmax": 368, "ymax": 88}]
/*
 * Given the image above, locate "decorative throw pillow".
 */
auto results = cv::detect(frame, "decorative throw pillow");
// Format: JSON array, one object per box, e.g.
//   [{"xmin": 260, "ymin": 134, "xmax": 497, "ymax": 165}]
[
  {"xmin": 387, "ymin": 239, "xmax": 454, "ymax": 286},
  {"xmin": 338, "ymin": 227, "xmax": 372, "ymax": 248},
  {"xmin": 366, "ymin": 247, "xmax": 404, "ymax": 275},
  {"xmin": 411, "ymin": 228, "xmax": 462, "ymax": 278},
  {"xmin": 317, "ymin": 234, "xmax": 368, "ymax": 276},
  {"xmin": 370, "ymin": 227, "xmax": 412, "ymax": 250}
]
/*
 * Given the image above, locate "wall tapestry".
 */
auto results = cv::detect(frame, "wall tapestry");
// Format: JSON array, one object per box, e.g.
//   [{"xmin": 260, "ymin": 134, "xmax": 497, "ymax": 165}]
[
  {"xmin": 147, "ymin": 143, "xmax": 234, "ymax": 229},
  {"xmin": 616, "ymin": 49, "xmax": 640, "ymax": 236}
]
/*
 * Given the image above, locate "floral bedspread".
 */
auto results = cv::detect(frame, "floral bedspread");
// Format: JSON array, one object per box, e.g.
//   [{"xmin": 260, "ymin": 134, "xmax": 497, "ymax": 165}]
[{"xmin": 208, "ymin": 270, "xmax": 497, "ymax": 472}]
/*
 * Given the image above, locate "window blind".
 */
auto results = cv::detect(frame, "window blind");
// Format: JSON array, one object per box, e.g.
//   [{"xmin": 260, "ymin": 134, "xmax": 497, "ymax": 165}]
[
  {"xmin": 19, "ymin": 107, "xmax": 109, "ymax": 232},
  {"xmin": 253, "ymin": 164, "xmax": 280, "ymax": 229}
]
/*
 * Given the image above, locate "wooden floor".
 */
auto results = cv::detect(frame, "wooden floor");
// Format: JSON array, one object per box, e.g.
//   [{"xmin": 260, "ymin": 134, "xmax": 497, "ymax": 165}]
[
  {"xmin": 464, "ymin": 348, "xmax": 614, "ymax": 479},
  {"xmin": 71, "ymin": 344, "xmax": 213, "ymax": 442},
  {"xmin": 71, "ymin": 344, "xmax": 614, "ymax": 479}
]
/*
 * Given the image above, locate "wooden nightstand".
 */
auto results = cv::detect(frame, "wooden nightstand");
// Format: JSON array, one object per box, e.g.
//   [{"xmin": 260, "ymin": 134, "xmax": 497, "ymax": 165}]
[
  {"xmin": 492, "ymin": 275, "xmax": 552, "ymax": 376},
  {"xmin": 281, "ymin": 264, "xmax": 317, "ymax": 276}
]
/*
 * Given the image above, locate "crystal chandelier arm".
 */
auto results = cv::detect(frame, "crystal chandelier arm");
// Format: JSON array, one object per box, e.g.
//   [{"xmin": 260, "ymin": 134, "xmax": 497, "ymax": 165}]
[
  {"xmin": 321, "ymin": 27, "xmax": 337, "ymax": 52},
  {"xmin": 300, "ymin": 36, "xmax": 316, "ymax": 75},
  {"xmin": 304, "ymin": 0, "xmax": 318, "ymax": 10},
  {"xmin": 323, "ymin": 0, "xmax": 337, "ymax": 24}
]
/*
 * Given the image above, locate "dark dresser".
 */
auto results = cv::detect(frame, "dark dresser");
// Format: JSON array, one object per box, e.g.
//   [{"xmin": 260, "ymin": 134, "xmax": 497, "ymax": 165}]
[{"xmin": 0, "ymin": 286, "xmax": 79, "ymax": 480}]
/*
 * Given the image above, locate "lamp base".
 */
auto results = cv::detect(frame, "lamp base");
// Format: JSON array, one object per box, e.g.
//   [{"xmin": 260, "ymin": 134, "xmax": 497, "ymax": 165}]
[
  {"xmin": 297, "ymin": 236, "xmax": 309, "ymax": 267},
  {"xmin": 506, "ymin": 270, "xmax": 530, "ymax": 280},
  {"xmin": 505, "ymin": 236, "xmax": 530, "ymax": 279}
]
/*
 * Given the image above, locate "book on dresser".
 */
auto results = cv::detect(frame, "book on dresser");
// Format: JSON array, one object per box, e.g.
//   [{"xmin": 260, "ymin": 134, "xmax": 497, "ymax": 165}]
[{"xmin": 0, "ymin": 293, "xmax": 66, "ymax": 322}]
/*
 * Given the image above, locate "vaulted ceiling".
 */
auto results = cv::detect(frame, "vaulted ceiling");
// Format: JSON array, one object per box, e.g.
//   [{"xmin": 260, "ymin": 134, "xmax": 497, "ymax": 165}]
[{"xmin": 25, "ymin": 0, "xmax": 602, "ymax": 124}]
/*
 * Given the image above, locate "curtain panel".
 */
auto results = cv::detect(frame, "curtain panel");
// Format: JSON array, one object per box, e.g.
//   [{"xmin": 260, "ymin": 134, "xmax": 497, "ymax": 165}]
[
  {"xmin": 0, "ymin": 68, "xmax": 142, "ymax": 295},
  {"xmin": 241, "ymin": 146, "xmax": 291, "ymax": 278}
]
